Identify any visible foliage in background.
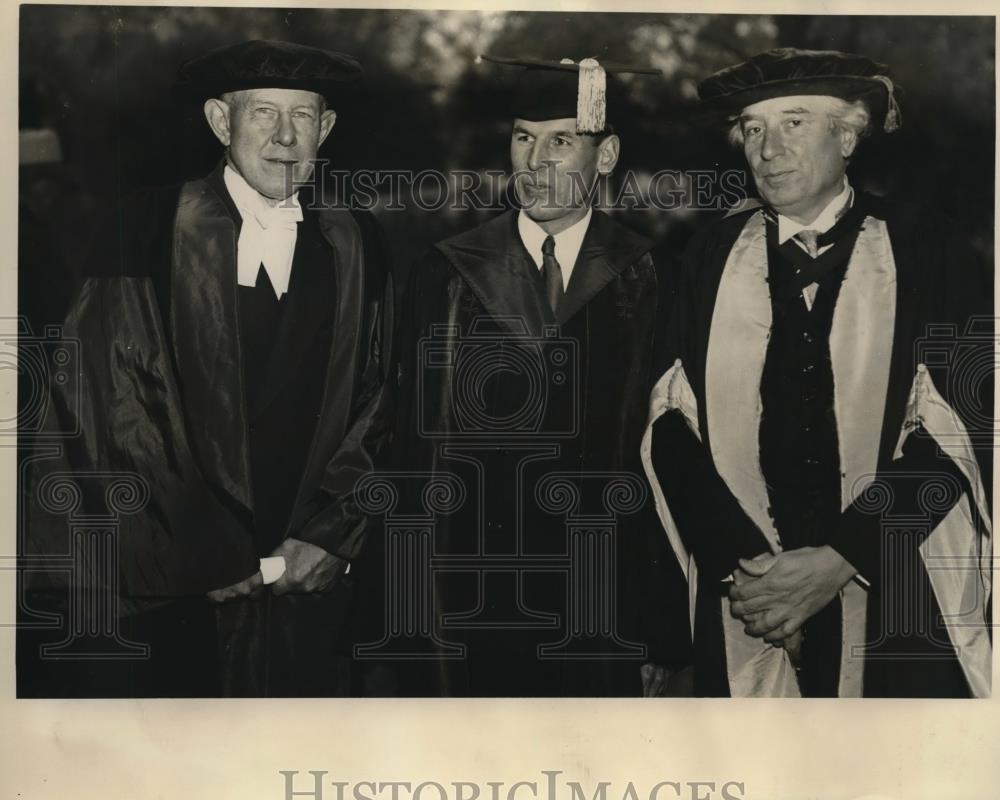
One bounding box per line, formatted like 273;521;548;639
20;7;995;279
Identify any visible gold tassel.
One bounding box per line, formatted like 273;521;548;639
873;75;901;133
576;58;607;134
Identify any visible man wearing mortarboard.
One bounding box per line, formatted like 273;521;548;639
390;57;691;696
642;48;992;697
21;41;394;697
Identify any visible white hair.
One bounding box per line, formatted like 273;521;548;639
727;96;871;148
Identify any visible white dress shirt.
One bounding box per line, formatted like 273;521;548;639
774;178;854;309
224;164;303;299
776;178;853;249
517;208;593;290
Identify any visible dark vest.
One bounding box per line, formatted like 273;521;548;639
757;209;864;697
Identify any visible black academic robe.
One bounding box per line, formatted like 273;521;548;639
19;162;394;697
378;208;690;697
643;193;993;697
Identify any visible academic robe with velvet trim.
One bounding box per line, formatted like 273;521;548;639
20;163;394;697
385;208;691;697
641;193;993;698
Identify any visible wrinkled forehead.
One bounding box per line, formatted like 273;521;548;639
739;94;838;119
229;87;326;110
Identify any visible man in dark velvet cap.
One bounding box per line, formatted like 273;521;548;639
21;40;394;697
388;56;692;697
642;48;992;697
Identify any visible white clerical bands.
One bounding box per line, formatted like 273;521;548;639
223;164;302;299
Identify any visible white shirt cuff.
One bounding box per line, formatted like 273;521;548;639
259;556;286;585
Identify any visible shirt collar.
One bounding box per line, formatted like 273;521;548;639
776;178;853;245
517;207;593;273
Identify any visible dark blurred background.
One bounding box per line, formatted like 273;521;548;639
19;6;995;328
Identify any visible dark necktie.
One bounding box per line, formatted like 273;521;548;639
795;229;821;306
541;235;564;315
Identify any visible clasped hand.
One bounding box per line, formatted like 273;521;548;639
727;546;857;646
207;538;348;603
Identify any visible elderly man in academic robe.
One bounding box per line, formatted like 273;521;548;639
385;57;690;697
642;48;992;698
20;40;393;697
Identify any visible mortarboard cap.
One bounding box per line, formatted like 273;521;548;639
479;55;660;135
698;48;901;133
176;39;362;105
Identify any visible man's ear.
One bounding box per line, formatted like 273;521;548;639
838;125;859;159
318;109;337;147
204;98;232;147
596;134;620;175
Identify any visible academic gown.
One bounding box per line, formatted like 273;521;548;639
382;208;691;696
642;193;993;697
19;162;394;697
